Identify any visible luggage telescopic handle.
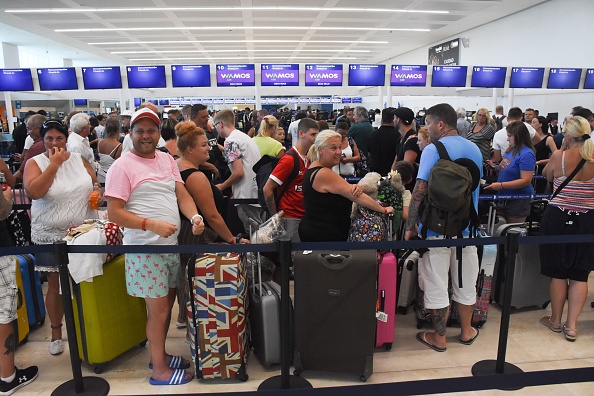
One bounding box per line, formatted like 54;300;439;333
319;253;351;270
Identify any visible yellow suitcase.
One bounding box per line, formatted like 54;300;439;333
14;256;30;344
72;255;147;373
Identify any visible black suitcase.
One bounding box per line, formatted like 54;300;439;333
293;250;376;382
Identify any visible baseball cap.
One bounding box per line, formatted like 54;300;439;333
120;109;133;117
393;107;415;125
130;108;161;128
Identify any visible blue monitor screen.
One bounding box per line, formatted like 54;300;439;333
390;65;427;87
471;66;507;88
348;64;386;86
509;67;545;88
159;99;170;105
0;68;34;91
261;64;299;86
584;69;594;89
148;99;158;105
216;64;255;87
547;68;582;89
171;64;210;87
82;66;122;89
126;66;166;89
74;99;87;106
37;67;78;90
431;66;467;87
305;64;343;87
134;98;141;107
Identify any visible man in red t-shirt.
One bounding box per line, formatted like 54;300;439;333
263;118;319;242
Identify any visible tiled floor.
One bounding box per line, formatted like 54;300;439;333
15;275;594;395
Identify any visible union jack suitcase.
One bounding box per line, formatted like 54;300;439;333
187;253;249;381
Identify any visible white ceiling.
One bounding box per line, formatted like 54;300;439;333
0;0;548;67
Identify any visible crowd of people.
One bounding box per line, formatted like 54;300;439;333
1;99;593;390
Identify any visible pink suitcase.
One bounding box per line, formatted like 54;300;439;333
375;251;397;350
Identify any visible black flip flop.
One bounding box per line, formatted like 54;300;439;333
416;332;446;352
459;328;479;345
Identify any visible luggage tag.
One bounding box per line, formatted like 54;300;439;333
376;290;388;322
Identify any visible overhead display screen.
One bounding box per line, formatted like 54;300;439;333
348;64;386;86
126;66;166;89
0;68;34;91
37;67;78;91
584;69;594;89
431;66;467;87
390;65;427;87
171;64;210;87
547;68;582;89
261;64;299;86
74;99;87;106
471;66;507;88
216;64;255;87
82;66;122;89
305;64;343;87
509;67;545;88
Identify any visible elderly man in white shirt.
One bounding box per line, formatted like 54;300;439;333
67;112;95;163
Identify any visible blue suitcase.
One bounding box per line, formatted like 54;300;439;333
16;255;46;327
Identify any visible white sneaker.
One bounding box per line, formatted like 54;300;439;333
49;339;64;355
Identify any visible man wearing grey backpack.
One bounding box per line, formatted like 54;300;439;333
405;103;483;352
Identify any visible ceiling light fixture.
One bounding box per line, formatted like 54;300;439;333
112;49;370;54
128;56;356;61
57;26;429;33
6;7;448;15
89;39;390;45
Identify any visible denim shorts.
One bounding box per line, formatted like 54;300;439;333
496;198;531;218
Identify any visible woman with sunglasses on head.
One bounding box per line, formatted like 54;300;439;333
23;119;102;356
466;108;497;163
538;116;594;342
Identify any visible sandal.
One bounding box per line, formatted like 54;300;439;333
562;325;577;342
539;316;561;333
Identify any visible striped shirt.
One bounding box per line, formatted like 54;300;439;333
550;178;594;212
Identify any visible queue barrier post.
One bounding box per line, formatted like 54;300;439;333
258;240;312;390
472;229;524;389
51;241;110;396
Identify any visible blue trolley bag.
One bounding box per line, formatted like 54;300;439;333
16;254;46;327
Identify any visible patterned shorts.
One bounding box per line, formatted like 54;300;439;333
0;256;18;324
125;253;180;299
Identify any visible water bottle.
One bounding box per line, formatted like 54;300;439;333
89;191;100;210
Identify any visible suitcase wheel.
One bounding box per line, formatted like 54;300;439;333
93;365;103;374
360;375;368;382
235;364;248;382
293;369;301;377
384;343;392;351
541;301;550;310
139;340;147;348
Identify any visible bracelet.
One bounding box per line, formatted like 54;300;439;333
383;207;387;215
141;218;148;231
190;214;203;225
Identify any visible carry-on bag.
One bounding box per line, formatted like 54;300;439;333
294;250;376;382
376;251;396;350
71;255;148;373
15;254;45;327
13;256;29;344
187;252;249;381
492;201;551;310
396;249;418;314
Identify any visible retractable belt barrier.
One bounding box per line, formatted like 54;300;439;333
2;233;594;395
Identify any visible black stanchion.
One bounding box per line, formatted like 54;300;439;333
51;241;110;396
258;240;312;390
472;229;524;390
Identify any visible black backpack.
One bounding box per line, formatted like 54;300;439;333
493;115;505;131
420;140;481;287
253;150;300;216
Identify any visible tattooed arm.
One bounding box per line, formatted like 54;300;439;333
404;179;428;240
